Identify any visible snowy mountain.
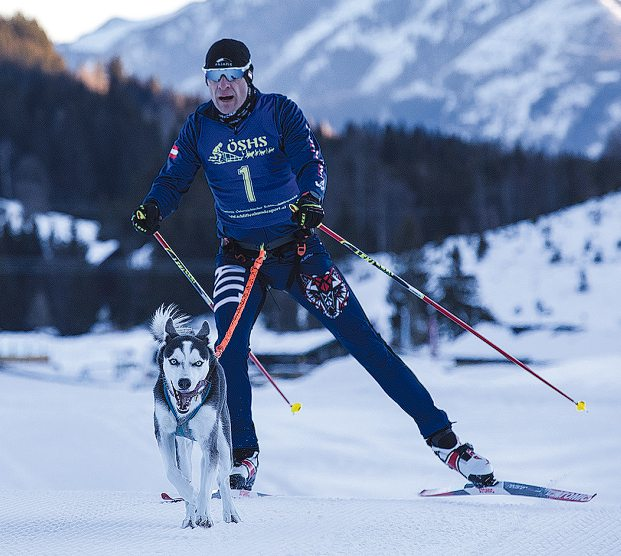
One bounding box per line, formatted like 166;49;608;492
424;191;621;340
58;0;621;156
407;191;621;386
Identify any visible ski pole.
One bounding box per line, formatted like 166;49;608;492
317;224;586;412
152;231;302;414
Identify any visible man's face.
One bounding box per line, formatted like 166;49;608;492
208;75;249;114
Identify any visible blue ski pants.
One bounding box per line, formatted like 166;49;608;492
213;234;450;451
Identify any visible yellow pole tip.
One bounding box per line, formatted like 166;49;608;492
290;402;302;414
576;401;586;411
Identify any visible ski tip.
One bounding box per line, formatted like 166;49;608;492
160;492;183;503
561;492;597;503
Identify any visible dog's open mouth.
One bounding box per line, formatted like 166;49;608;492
171;379;209;414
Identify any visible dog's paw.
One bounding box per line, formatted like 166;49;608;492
181;505;198;528
196;514;213;528
181;516;196;529
224;511;241;524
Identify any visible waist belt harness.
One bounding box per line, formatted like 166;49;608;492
221;229;311;289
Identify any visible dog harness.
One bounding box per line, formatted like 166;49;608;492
163;377;212;441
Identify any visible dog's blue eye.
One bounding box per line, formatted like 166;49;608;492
169;358;179;366
193;361;204;367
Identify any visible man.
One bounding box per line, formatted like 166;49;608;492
132;38;495;491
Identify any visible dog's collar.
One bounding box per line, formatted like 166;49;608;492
163;376;212;440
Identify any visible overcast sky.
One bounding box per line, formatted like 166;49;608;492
0;0;193;43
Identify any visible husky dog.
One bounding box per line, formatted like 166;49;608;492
151;305;240;528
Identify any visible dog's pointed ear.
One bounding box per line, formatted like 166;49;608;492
165;318;179;340
196;321;210;342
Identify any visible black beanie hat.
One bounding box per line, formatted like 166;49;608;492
204;38;251;69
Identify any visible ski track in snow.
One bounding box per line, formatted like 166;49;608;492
0;490;617;555
0;351;619;555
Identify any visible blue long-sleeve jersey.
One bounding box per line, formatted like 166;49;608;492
144;90;327;246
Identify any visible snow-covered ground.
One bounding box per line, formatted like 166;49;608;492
1;192;621;554
0;347;618;554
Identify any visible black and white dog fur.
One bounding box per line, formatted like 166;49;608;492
151;305;240;528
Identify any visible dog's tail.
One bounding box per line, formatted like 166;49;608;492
151;304;192;343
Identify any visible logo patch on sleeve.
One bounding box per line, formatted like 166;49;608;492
168;144;179;159
300;267;349;319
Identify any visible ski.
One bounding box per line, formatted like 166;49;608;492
419;481;596;502
161;490;270;503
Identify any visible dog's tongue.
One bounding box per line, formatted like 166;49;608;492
173;380;207;413
174;389;193;413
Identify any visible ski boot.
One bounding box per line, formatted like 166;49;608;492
230;448;259;491
426;426;496;487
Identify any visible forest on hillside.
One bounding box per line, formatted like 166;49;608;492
1;14;621;334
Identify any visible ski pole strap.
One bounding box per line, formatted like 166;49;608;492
214;245;267;359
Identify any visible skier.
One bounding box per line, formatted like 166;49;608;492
132;38;495;490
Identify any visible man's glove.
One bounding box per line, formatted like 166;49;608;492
291;193;324;228
131;201;161;234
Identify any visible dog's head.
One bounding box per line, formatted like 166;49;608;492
160;317;213;414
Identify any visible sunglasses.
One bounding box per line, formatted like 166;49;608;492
203;61;251;83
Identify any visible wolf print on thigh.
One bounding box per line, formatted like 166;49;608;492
300;266;349;319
